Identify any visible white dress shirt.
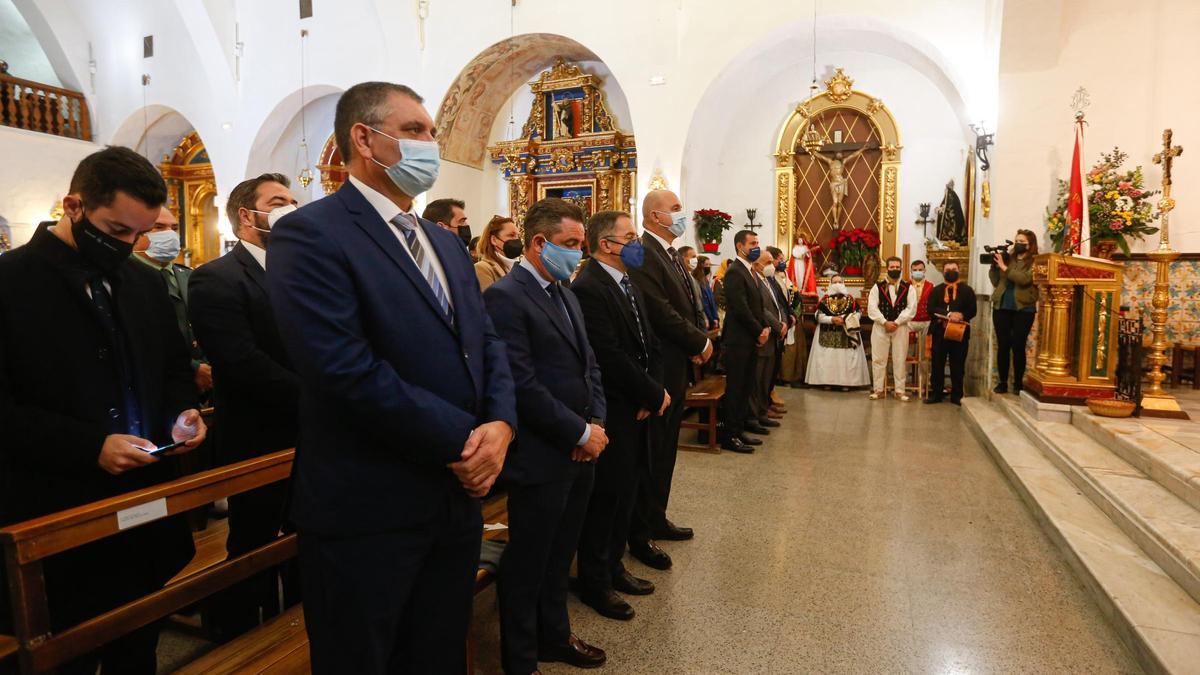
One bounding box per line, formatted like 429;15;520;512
648;229;712;355
596;259;625;286
867;279;917;325
243;241;267;271
349;175;454;309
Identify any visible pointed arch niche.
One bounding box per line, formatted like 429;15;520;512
774;69;902;282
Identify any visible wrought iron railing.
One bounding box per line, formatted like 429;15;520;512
0;72;91;141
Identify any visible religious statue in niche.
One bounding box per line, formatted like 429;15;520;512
553;99;580;139
935;179;967;245
807;141;878;230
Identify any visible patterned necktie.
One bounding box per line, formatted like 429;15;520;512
667;246;700;319
392;214;453;322
620;275;648;359
546;282;576;344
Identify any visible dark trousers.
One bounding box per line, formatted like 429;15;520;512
297;497;482;675
578;423;645;593
628;374;687;544
213;481;299;639
994;309;1036;389
931;331;970;402
749;347;777;420
722;343;756;438
500;468;595;675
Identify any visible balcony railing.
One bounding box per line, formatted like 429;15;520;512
0;72;91;141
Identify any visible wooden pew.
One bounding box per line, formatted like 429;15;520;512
0;450;295;674
679;375;726;453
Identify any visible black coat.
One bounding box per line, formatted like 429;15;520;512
572;260;665;471
0;225;196;629
627;233;708;395
721;259;768;348
484;264;606;487
928;282;978;337
188;242;299;464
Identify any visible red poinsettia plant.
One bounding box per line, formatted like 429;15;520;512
693;208;734;252
828;227;880;272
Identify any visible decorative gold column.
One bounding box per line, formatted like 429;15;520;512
1035;282;1052;373
1045;285;1075;377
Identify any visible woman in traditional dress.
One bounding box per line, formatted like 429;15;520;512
806;275;872;389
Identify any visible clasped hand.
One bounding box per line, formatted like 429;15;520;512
571;423;608;462
98;409;206;475
449;420;513;498
756;327;771;346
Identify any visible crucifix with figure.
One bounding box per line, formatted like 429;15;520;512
805;139;878;230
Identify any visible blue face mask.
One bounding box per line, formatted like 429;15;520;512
657;210;688;237
539;239;582;281
145;229;181;263
607;237;645;269
368;127;440;197
745;246;762;263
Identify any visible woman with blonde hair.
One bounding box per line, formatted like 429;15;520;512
474;214;521;291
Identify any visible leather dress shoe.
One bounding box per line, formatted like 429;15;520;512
757;417;781;428
766;409;784;419
722;436;755;453
737;433;763;446
580;589;634;620
629;540;672;570
744;421;770;435
613;569;655;595
653;520;694;541
924;397;943;405
769;404;788;414
541;634;606;669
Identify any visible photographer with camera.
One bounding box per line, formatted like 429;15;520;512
988;229;1039;394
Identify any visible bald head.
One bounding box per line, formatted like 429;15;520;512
642;189;683;242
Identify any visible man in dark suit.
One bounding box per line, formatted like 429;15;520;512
267;82;517;674
484;198;609;674
625;189;711;569
573;210;669;621
0;146;207;673
188;172;301;638
750;248;785;432
721;230;771;453
925;260;978;406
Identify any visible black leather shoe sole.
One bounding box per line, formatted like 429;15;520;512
629;545;672;570
581;593;635;621
612;573;655;595
738;434;763;446
744;425;770;435
540;650;607;669
722;440;754;453
757;418;781;428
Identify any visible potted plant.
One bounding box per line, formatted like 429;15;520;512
1047;147;1160;258
827;227;880;276
694;209;734;253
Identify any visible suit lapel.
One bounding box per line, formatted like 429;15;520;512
232;242;266;293
514;266;581;357
336;183;455;335
593;264;642;348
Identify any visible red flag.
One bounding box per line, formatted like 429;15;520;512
1065;119;1090;255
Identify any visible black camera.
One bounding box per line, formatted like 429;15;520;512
979;240;1013;265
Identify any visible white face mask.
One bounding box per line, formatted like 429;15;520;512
828;282;848;296
248;204;298;233
145;229;181;263
686;256;698;270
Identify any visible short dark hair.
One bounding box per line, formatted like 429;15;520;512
226;173;291;229
423;198;465;226
585;210;630;251
943;260;960;269
886;256;903;266
69;146;167;210
677;245;695;257
733;229;757;246
523;198;584;248
911;259;925;268
766;246;783;260
334;82;424;160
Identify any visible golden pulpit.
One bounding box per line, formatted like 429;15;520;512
1024;253;1124;403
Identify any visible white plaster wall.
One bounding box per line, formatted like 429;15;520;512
990;0;1200;267
0;126;100;246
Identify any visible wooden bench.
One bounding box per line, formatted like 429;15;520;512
679;375;726;453
1172;342;1200;389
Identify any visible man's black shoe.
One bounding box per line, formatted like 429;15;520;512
737;433;763;446
757;417;781;428
540;634;606;668
924;397;943;405
951;399;962;406
993;384;1008;394
629;540;672;570
722;436;754;453
653;521;694;541
744;422;770;435
580;589;635;621
612;570;655;595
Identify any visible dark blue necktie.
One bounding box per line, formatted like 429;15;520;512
620;275;648;360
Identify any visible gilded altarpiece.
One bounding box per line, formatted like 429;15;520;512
159;131;218;265
488;60;636;228
774;70;901;284
317;135;348;195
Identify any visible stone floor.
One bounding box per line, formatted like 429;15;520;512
469;387;1143;674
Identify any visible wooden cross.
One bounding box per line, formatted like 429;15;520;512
1153;129;1183;191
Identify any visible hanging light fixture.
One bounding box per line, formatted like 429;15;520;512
808;0;819;98
504;1;518;141
296;29;314;189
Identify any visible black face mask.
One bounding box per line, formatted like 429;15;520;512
72;213;133;275
501;238;524;259
457;225;472;245
1013;243;1028;255
887;269;902;280
944;270;960;283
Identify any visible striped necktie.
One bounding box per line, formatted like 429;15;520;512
620;275;648;361
391;214;453;321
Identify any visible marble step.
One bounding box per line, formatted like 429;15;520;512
1073;409;1200;514
962;398;1200;675
999;397;1200;609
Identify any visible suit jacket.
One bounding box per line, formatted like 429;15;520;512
758;274;784;356
627;233;708;394
267;181;518;536
188;241;299;464
484;264;605;487
136;255;205;370
721;259;768;348
0;225;195;574
767;276;792;327
928;283;978;338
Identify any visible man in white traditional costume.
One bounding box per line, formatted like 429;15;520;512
806;275;871;389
